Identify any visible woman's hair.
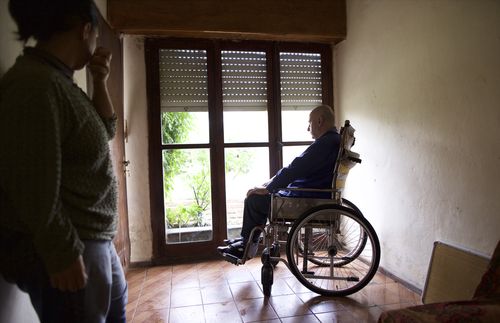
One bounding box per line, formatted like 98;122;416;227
8;0;98;42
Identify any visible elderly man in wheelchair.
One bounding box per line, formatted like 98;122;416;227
218;104;340;259
217;104;381;297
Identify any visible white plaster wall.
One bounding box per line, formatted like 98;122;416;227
0;0;22;75
335;0;500;289
94;0;107;21
0;276;38;323
123;35;153;262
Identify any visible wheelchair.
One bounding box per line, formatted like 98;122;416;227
221;120;381;297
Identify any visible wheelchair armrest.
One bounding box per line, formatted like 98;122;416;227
272;187;339;194
270;190;337;222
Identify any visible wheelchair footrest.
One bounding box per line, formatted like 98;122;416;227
221;253;243;266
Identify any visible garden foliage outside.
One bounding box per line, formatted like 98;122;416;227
162;112;252;229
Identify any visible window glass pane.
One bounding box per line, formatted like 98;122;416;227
159;49;209;144
163;149;212;244
225;147;269;239
281;110;312;142
280;52;322;142
223;111;268;143
222;50;268;143
161;111;209;144
282;145;309;169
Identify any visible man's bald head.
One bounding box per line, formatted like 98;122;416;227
308;105;336;139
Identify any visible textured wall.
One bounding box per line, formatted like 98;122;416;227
335;0;500;289
123;36;153;262
0;0;22;75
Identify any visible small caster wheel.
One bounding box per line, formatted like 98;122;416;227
261;262;273;297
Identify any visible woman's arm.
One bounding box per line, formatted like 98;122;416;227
88;47;115;119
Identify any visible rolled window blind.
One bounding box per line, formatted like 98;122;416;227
158;49;322;112
280;52;322;111
221;50;267;111
159;49;208;112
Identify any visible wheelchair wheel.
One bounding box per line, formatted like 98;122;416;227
304;199;368;267
299;228;367;268
342;198;363;214
286;204;380;297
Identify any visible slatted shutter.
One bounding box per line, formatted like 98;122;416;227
221;50;267;111
159;49;208;112
159;50;322;112
280;52;323;110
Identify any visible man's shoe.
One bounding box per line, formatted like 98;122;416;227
224;236;263;246
223;237;243;245
217;241;245;259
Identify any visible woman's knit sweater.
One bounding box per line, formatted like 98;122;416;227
0;47;118;279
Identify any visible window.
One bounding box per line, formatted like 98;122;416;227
146;39;332;260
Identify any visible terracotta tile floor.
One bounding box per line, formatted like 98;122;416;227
126;258;421;323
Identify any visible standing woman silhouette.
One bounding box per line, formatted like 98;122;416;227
0;0;127;322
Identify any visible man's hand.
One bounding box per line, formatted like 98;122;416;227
88;47;112;83
49;255;88;292
247;187;269;197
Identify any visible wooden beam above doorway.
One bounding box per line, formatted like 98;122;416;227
107;0;346;44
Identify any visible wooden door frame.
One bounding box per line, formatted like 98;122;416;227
145;38;333;264
88;12;131;269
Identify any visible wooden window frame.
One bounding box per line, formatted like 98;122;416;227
145;38;333;263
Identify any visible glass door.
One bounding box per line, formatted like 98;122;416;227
280;51;325;165
158;49;214;245
145;39;332;262
221;49;271;240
